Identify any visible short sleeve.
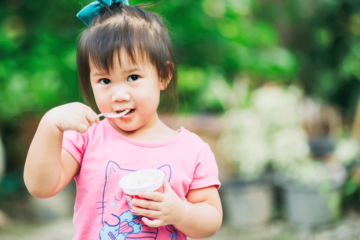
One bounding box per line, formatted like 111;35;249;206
62;130;88;166
190;143;221;190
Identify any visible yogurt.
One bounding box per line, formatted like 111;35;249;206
119;169;165;212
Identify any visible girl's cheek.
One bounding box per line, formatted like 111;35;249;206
94;92;110;112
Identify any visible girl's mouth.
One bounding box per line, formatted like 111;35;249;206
115;109;135;116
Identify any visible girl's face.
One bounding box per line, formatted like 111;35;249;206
89;52;168;133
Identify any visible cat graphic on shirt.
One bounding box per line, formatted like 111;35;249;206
98;160;176;240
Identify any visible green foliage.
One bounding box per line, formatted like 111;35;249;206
255;0;360;120
1;0;359;119
343;177;359;196
150;0;298;113
0;0;300;120
0;0;82;122
177;67;227;113
0;168;26;197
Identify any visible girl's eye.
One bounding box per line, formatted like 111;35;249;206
127;75;139;82
100;78;111;85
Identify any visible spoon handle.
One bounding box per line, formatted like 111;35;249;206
98;110;130;118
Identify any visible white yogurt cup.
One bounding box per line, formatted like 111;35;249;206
119;169;165;212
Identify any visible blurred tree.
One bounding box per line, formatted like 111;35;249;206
0;0;82;123
0;0;299;123
254;0;360;122
2;0;359;118
1;0;359;195
0;0;83;196
148;0;298;113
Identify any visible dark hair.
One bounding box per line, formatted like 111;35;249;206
77;2;178;114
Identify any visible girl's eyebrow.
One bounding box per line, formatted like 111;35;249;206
91;67;142;77
121;67;142;73
91;71;108;77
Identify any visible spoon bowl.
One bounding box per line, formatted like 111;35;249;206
98;109;130;118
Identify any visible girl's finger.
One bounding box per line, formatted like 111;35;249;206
142;217;162;228
137;192;164;202
80;118;90;129
91;109;100;124
88;114;99;126
163;179;172;192
132;199;161;211
77;123;88;133
132;207;160;219
85;109;99;125
94;113;100;124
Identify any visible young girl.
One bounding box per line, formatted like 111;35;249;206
24;1;222;239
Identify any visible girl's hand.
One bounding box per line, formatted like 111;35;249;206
45;102;100;133
131;178;187;228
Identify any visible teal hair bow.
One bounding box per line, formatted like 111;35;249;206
77;0;130;26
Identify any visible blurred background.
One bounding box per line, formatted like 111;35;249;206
1;0;360;239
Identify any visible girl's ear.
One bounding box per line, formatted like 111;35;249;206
160;61;174;91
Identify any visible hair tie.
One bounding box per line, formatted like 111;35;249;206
77;0;130;26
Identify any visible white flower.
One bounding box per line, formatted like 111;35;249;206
218;84;310;179
334;138;360;165
271;127;310;169
282;160;348;187
236;136;271;176
252;86;303;128
217;83;351;184
284;160;329;185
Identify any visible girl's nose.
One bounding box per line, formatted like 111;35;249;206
112;87;130;102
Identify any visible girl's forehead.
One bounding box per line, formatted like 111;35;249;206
116;51;149;68
89;50;151;73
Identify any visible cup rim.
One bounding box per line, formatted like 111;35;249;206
119;169;165;195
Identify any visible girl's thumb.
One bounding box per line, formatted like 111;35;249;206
163;178;172;191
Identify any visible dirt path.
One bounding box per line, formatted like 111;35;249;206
1;214;360;240
0;218;75;240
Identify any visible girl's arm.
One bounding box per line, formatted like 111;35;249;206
24;103;99;198
175;186;222;238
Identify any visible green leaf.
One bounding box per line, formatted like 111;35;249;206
343;178;359;196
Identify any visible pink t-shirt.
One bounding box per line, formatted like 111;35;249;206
62;119;221;240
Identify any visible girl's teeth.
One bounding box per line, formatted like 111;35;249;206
113;109;134;116
116;110;127;113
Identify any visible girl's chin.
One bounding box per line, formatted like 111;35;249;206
109;120;140;133
118;126;138;133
